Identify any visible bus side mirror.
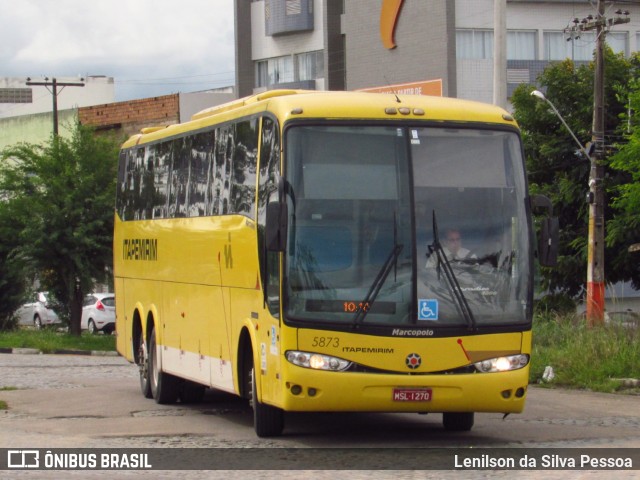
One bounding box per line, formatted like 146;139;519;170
539;216;559;267
531;195;559;267
266;201;288;252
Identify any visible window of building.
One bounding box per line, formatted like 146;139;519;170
297;50;324;81
507;31;536;60
456;29;494;59
255;51;324;88
544;31;595;61
256;57;293;88
264;56;294;86
608;32;628;56
286;0;301;15
0;88;32;103
256;61;269;88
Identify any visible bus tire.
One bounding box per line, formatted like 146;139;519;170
149;326;179;404
250;366;284;437
138;331;152;398
443;412;474;431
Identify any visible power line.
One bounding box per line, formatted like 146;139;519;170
117;71;235;85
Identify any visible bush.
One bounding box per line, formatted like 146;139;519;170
535;293;576;317
0;314;18;332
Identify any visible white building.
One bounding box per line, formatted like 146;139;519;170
0;76;115;119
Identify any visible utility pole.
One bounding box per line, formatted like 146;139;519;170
493;0;507;109
565;3;630;326
587;0;607;327
25;77;85;136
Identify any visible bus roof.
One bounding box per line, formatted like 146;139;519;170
121;90;518;149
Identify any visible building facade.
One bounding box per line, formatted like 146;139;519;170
0;76;115;119
235;0;344;97
235;0;640;103
79;89;236;139
455;0;639;104
0;89;236;151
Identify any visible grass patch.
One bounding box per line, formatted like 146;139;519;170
0;329;115;353
0;387;17;411
531;314;640;393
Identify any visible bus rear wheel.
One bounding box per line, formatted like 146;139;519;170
138;332;152;398
250;365;284;437
443;412;474;431
149;326;179;404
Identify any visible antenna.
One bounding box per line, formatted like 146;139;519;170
383;75;401;103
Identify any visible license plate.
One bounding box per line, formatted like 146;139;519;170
392;388;432;402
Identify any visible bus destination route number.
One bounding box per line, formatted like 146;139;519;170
343;301;370;313
393;387;433;402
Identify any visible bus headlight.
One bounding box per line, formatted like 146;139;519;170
474;354;529;373
286;351;351;371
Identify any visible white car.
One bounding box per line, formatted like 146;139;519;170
81;293;116;334
16;292;61;329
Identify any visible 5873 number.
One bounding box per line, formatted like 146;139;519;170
311;337;340;348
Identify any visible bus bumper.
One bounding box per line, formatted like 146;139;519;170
277;365;530;413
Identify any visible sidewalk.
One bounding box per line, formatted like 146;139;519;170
0;347;119;356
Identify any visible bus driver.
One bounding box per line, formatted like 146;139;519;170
426;228;477;267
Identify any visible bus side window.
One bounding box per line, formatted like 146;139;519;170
258;116;281;317
189;131;214;217
231;119;259;218
213;124;234;216
131;148;145;220
153;141;172;219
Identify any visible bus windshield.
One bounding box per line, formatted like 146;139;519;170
283;124;531;328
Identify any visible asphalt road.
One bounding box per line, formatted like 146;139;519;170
1;352;639;479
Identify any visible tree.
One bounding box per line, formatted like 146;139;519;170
511;49;640;298
0;120;120;334
0;200;29;330
608;77;640;271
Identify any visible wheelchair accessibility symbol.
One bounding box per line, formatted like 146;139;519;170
418;299;438;321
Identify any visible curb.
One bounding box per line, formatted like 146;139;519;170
0;348;119;357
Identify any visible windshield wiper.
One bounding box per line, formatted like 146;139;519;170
428;210;476;331
353;211;402;325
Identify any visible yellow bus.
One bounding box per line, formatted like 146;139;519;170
114;90;557;437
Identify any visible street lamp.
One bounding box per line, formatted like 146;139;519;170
531;89;605;326
530;90;592;162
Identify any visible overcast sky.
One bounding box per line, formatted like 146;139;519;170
0;0;235;101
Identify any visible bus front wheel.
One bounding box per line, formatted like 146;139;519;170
443;412;474;431
250;366;284;437
149;326;179;404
